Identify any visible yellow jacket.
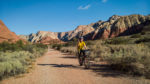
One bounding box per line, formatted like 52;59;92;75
77;41;86;51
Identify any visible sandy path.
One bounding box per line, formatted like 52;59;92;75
1;49;150;84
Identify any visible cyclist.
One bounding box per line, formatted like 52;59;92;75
77;37;87;65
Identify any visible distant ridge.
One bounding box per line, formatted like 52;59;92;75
0;20;20;43
19;14;150;44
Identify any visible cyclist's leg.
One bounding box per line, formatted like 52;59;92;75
80;50;84;56
83;50;85;57
78;50;83;66
78;50;81;58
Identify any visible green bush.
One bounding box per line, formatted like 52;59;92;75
141;31;146;35
135;37;150;43
63;41;77;47
60;46;77;54
84;39;150;78
130;34;141;38
105;37;129;44
0;41;47;80
85;40;94;45
51;44;63;50
142;24;150;32
0;40;47;52
0;51;29;80
34;43;48;49
103;44;150;78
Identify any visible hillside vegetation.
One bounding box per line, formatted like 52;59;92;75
51;23;150;79
0;40;47;80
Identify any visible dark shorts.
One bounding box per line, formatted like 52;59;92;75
78;50;85;57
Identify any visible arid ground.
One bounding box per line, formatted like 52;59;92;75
1;49;150;84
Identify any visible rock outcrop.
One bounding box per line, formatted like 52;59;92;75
19;14;150;43
88;15;150;40
28;31;59;43
27;31;63;44
58;25;95;41
0;20;20;43
23;25;95;44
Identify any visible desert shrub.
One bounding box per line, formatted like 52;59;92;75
135;37;150;43
0;40;47;52
0;42;47;80
76;39;150;78
16;40;24;48
105;37;129;44
136;37;150;43
142;24;150;32
34;43;48;49
130;34;141;38
0;48;46;80
141;31;146;35
72;38;78;42
51;44;63;50
63;41;77;47
85;40;94;45
0;51;31;80
51;41;77;50
56;44;62;50
104;44;150;78
60;46;77;54
87;40;111;61
22;44;35;53
0;41;12;52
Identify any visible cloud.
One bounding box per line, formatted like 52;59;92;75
102;0;107;3
78;4;91;10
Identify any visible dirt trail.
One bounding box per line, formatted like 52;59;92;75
1;49;150;84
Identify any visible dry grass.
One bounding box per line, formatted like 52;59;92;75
105;44;150;77
87;39;150;78
51;35;150;79
56;39;150;79
0;48;46;80
60;46;77;55
0;42;47;80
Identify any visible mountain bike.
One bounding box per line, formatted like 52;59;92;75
78;49;91;69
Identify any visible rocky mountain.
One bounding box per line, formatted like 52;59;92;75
21;25;95;44
85;15;150;40
58;25;95;41
19;14;150;44
0;20;20;43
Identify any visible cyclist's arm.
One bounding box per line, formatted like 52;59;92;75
84;45;87;49
83;42;87;49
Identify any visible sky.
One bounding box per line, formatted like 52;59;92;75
0;0;150;35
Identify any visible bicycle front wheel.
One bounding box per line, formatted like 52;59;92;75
84;57;91;69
